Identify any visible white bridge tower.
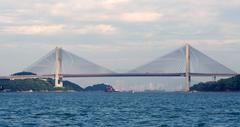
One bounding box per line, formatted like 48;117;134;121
185;44;191;92
54;47;63;87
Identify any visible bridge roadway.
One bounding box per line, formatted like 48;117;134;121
0;73;238;80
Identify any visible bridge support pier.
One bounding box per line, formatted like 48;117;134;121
185;44;191;92
185;75;191;92
213;76;217;81
54;47;63;87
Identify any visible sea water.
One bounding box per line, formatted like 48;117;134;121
0;92;240;127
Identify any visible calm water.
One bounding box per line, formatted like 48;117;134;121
0;92;240;127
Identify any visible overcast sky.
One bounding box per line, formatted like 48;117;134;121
0;0;240;90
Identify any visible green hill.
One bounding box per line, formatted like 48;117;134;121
11;71;37;76
0;78;83;92
0;79;61;92
84;83;116;92
190;75;240;92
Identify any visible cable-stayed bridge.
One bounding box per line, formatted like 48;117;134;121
0;44;237;91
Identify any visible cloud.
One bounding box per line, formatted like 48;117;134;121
74;24;117;35
50;0;130;17
173;10;217;25
2;24;65;35
1;23;117;35
103;0;130;4
0;15;17;24
101;0;130;9
119;12;162;22
49;1;100;17
50;3;70;17
219;23;240;37
176;39;239;46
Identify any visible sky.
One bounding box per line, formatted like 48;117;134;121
0;0;240;91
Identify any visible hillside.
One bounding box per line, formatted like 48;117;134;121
84;83;116;92
0;79;64;92
0;78;84;92
190;75;240;92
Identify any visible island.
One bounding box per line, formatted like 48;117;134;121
190;75;240;92
0;72;116;92
84;84;116;92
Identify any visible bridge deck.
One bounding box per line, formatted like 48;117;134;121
60;73;238;78
0;73;238;80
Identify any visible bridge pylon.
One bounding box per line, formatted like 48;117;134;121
54;47;63;87
185;44;191;92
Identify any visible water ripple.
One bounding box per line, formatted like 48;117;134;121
0;92;240;126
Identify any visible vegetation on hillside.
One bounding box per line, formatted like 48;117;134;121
0;79;84;92
84;83;116;92
190;75;240;92
0;79;65;92
11;71;37;76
